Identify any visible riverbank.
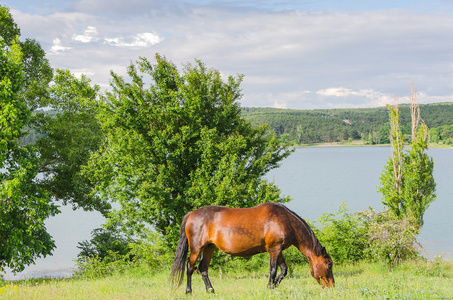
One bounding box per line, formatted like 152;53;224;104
1;261;452;299
296;141;452;148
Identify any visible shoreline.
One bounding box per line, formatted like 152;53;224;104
293;141;453;149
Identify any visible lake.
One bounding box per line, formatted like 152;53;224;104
4;146;452;280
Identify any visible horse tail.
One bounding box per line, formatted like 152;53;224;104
170;212;191;289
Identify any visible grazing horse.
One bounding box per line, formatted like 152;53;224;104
170;203;335;294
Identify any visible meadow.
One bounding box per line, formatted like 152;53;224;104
2;260;452;299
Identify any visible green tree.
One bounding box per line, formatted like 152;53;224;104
1;8;106;274
1;6;53;110
33;69;109;214
378;95;436;229
84;55;293;246
0;38;59;273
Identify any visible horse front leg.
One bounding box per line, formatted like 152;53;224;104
274;253;287;287
267;250;279;289
199;244;216;293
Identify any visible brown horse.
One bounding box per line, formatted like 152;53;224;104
170;203;334;294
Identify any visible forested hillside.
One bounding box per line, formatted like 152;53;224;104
241;102;453;145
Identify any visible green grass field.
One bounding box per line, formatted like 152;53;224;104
2;260;452;299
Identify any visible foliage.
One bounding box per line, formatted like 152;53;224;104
128;231;172;268
378;103;436;229
76;229;170;279
241;103;453;145
312;203;369;264
74;251;135;280
310;202;422;266
1;6;53;111
33;69;109;214
77;227;132;262
430;124;453;145
1;8;106;274
84;54;293;247
361;209;421;265
0;38;58;273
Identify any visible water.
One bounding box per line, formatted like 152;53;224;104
266;146;453;260
4;147;452;280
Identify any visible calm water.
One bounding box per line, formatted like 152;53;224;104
4;147;452;280
266;147;453;261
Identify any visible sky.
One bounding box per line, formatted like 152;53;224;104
3;0;453;109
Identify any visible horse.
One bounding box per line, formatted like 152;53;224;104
169;202;335;293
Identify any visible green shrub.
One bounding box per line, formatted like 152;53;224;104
362;208;422;265
128;230;171;268
313;202;369;264
75;229;172;279
75;251;134;279
77;227;132;262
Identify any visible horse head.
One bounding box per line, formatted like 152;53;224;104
310;247;335;288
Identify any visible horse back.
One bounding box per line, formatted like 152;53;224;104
185;203;295;256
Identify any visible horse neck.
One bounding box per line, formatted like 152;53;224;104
288;212;321;260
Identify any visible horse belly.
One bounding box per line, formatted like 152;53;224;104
212;228;266;257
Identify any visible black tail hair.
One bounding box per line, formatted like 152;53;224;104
169;212;191;289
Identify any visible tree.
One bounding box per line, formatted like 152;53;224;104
0;38;59;273
33;69;110;214
84;55;293;247
1;7;106;273
1;6;53;110
378;89;436;229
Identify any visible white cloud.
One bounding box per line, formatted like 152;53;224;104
73;26;99;43
49;38;71;53
8;1;453;109
104;32;164;47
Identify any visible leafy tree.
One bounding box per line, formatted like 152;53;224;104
1;5;53;110
84;55;293;247
1;8;106;274
378;95;436;229
0;38;59;273
33;69;110;214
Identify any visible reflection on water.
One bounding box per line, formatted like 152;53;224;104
4;147;452;280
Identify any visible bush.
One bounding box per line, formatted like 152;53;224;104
75;229;171;279
362;208;422;265
74;250;134;279
77;227;132;262
312;203;422;266
313;202;369;264
128;230;171;268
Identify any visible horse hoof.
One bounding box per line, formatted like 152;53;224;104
267;283;275;289
207;288;215;294
185;289;192;294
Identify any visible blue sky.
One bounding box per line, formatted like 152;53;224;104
3;0;453;109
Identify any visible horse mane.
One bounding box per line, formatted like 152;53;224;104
279;204;325;257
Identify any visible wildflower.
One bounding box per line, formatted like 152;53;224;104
0;287;4;294
14;285;18;291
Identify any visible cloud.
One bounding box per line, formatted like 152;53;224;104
49;38;71;53
8;1;453;109
73;26;99;43
104;32;164;47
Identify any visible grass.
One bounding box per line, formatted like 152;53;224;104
1;260;452;299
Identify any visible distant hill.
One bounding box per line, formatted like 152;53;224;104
241;102;453;145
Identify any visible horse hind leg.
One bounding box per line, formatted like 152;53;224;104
199;244;216;293
186;251;200;294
